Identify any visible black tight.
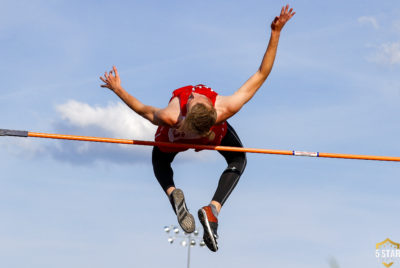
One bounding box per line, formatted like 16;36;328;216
152;122;246;206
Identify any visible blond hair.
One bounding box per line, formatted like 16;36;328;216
179;103;217;136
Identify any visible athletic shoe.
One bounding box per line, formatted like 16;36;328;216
170;189;195;233
198;205;219;252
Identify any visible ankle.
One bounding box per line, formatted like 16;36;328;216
209;203;219;217
166;187;176;197
210;201;221;214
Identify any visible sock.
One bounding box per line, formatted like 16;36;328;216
209;203;219;217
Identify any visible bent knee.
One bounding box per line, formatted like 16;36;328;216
226;153;247;175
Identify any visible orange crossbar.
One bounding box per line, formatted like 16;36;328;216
26;131;400;162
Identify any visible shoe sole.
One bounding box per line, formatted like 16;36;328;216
172;189;195;233
198;209;218;252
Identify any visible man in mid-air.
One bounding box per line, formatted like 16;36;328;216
100;5;295;252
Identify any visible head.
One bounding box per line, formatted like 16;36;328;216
178;94;217;136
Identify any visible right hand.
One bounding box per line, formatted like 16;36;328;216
271;5;295;33
100;66;121;92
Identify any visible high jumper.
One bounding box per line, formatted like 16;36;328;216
99;4;295;252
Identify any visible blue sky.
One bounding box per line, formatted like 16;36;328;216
1;0;400;267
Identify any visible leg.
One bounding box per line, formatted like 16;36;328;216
152;146;178;196
198;122;247;252
152;146;195;233
212;122;247;212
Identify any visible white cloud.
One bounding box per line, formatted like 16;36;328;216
1;101;157;164
47;100;156;164
369;42;400;65
358;16;379;29
56;100;156;140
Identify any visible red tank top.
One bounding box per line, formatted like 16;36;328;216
155;84;228;152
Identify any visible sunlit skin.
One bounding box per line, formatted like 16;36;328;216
100;5;295;213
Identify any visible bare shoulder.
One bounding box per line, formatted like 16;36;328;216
157;97;181;126
215;95;233;123
215;95;230;109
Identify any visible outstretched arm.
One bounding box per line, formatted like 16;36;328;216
100;66;167;125
215;5;295;123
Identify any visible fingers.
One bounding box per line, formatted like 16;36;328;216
113;65;119;77
100;71;112;86
288;6;295;17
102;68;115;80
100;66;119;88
100;76;110;89
280;4;288;17
289;8;295;19
281;4;295;15
279;4;295;20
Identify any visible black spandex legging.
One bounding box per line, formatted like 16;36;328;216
152;122;247;206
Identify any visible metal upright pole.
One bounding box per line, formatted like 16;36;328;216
187;234;191;268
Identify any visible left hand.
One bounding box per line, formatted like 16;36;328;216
100;66;122;92
271;5;295;33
